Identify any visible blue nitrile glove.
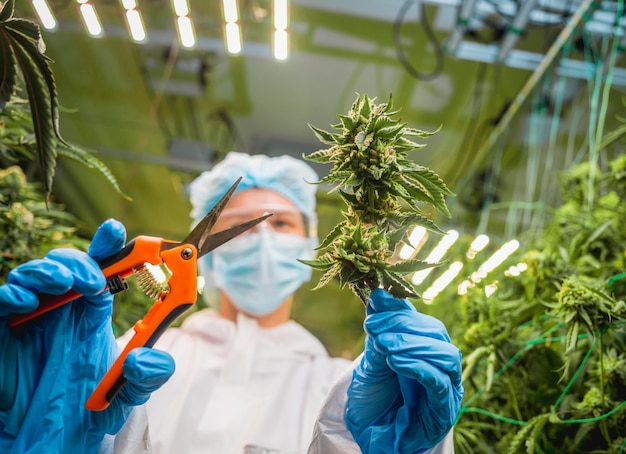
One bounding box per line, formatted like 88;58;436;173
345;288;463;454
0;219;175;454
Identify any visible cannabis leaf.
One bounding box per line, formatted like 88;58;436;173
0;0;127;200
302;93;454;303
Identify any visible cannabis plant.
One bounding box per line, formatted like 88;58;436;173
302;94;454;302
0;165;87;279
0;0;123;198
450;155;626;454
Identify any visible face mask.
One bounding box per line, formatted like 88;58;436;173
209;229;316;316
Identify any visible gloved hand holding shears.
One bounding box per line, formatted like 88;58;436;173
0;178;269;453
346;289;463;454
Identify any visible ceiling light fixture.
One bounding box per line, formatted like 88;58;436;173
76;0;103;37
222;0;242;54
172;0;195;48
467;233;489;259
422;261;464;303
31;0;57;30
472;239;520;283
412;229;459;285
273;0;288;60
121;0;147;42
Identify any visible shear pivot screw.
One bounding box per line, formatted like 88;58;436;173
181;248;193;260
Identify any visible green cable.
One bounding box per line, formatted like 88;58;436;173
553;335;599;409
459;322;626;427
560;400;626;424
459;407;527;426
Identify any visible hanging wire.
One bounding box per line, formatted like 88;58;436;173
392;0;444;82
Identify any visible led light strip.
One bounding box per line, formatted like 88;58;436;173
273;0;288;60
76;0;103;37
222;0;242;54
172;0;196;48
121;0;147;42
412;230;459;285
31;0;57;30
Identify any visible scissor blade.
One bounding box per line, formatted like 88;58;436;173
183;177;243;251
197;214;272;258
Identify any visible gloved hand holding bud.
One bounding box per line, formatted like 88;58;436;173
346;289;463;453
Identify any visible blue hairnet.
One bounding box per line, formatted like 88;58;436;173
189;152;319;236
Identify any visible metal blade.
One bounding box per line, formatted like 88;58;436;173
196;213;272;258
183;177;242;251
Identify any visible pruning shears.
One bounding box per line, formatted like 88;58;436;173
7;177;270;411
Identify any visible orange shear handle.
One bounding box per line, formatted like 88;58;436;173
7;236;165;328
86;243;199;411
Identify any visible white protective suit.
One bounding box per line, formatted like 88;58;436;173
101;309;454;453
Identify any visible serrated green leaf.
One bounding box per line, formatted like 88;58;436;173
397;176;438;208
4;19;59;134
378;270;418;298
0;0;14;22
298;257;334;271
312;262;342;290
387;259;438;274
398;212;446;234
376;122;405;139
394;136;427;152
386;226;410;250
404;125;441;138
339;264;360;286
57;144;131;200
317;221;346;249
0;33;16;112
8;36;56;196
308;123;338;146
405;172;452;217
506;418;535;454
348;282;371;304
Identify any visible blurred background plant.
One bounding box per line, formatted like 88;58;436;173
430;153;626;453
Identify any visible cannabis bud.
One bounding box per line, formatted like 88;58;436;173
302;93;454;303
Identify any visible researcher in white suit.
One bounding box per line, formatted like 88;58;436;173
0;152;463;454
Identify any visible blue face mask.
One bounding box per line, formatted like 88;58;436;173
209;229;317;316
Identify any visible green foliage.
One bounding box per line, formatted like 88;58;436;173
0;165;86;280
303;93;454;302
449;156;626;454
0;0;125;199
0;164;154;335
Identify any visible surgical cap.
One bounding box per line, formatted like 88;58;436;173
189;152;319;236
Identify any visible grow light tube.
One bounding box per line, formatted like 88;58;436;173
121;0;147;43
32;0;57;30
273;0;288;60
422;261;464;303
223;0;242;54
466;233;489;259
77;1;103;37
172;0;196;48
472;239;520;282
412;229;459;285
